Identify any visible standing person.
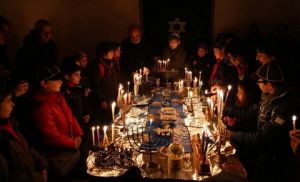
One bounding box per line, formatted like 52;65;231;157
0;75;48;182
16;19;58;93
31;64;83;180
120;24;153;78
89;41;118;123
224;40;259;80
190;43;214;89
162;33;187;79
208;42;238;90
226;63;300;182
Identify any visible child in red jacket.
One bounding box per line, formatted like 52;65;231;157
32;64;83;179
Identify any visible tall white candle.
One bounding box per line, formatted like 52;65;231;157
225;85;232;104
128;92;132;103
103;126;109;145
199;71;202;83
111;102;116;122
123;93;128;106
127;82;130;93
91;126;95;147
292;115;297;131
193;77;198;88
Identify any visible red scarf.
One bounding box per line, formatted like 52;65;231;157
209;62;221;83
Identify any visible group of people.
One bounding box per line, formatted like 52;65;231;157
1;15;300;182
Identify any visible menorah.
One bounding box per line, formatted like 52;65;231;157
125;121;173;177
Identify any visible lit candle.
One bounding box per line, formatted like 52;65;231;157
292;115;297;131
96;126;100;147
199;71;202;82
158;60;162;70
123;93;128;106
205;89;208;94
219;90;224;115
91;126;95;147
189;91;193;98
167;58;170;70
127;82;130;93
193;77;198;88
103;126;109;145
111;124;115;142
128;92;132;103
111;102;116;122
150;118;153;127
139;69;142;75
225;85;232;104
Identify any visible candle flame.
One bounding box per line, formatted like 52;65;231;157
111;102;116;108
292;115;297;121
96;126;99;130
92;126;95;131
228;85;232;90
103;125;108;132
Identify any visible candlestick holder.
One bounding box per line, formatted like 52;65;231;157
125;121;172;177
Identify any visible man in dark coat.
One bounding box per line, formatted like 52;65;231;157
16;19;58;93
120;25;153;78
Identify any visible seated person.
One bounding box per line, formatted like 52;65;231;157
0;76;48;182
223;79;261;132
32;64;83;179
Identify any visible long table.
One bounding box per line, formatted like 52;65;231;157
87;88;247;181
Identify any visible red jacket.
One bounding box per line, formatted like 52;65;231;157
32;90;83;150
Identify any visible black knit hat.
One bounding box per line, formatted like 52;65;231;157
36;64;63;81
252;62;284;82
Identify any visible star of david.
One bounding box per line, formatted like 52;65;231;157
168;18;186;33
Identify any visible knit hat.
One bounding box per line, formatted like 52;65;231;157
252;62;284;82
168;33;181;41
36;64;63;81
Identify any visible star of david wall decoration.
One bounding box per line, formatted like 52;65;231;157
168;18;186;33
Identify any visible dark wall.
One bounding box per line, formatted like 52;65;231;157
0;0;140;66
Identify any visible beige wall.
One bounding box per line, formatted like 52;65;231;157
1;0;300;66
0;0;140;65
213;0;300;39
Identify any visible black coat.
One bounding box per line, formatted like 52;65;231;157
62;83;91;124
209;60;238;87
230;88;300;181
162;46;187;77
0;120;48;182
89;59;118;123
223;103;259;132
120;38;153;77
